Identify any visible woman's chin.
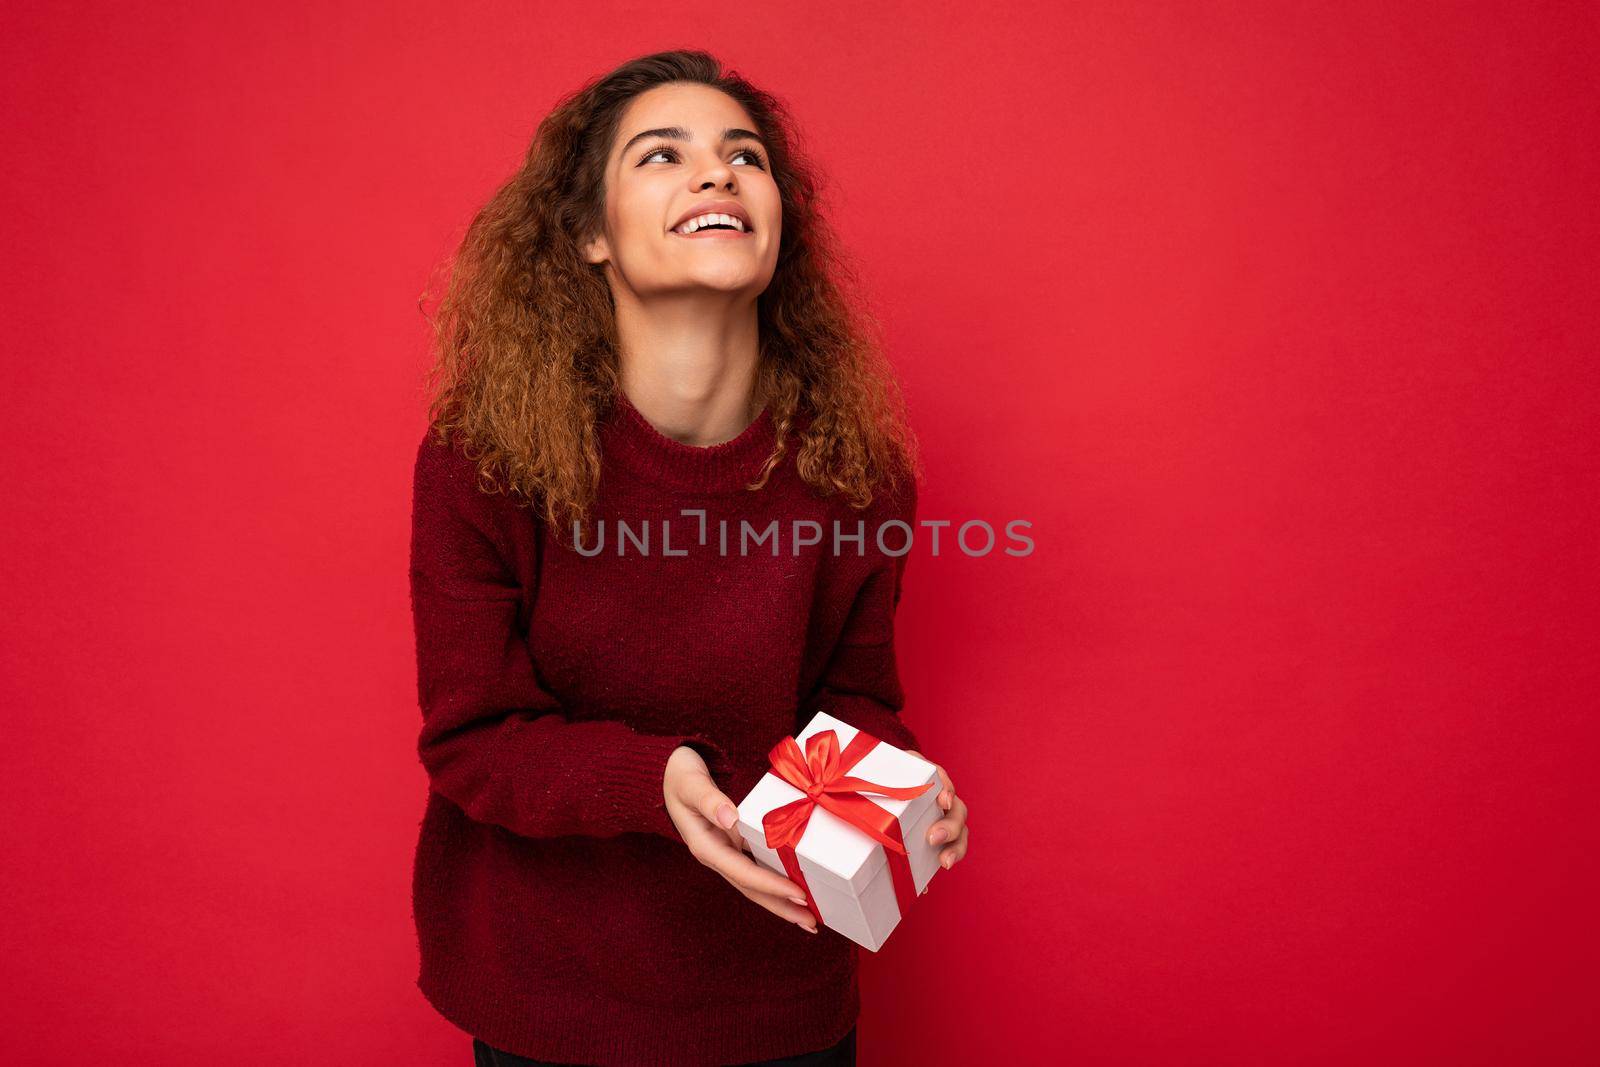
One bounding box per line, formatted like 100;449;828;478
672;270;772;296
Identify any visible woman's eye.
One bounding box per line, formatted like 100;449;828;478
640;146;766;169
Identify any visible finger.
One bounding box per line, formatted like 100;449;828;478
714;809;744;853
739;884;820;929
706;795;751;854
677;797;749;858
687;813;795;897
925;794;968;847
905;751;956;811
702;836;808;902
679;813;734;861
939;824;970;870
725;867;819;930
675;781;810;920
694;783;740;834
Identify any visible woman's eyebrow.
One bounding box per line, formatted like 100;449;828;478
619;126;766;157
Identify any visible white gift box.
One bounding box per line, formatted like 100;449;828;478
735;711;944;951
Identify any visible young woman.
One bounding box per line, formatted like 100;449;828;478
409;50;971;1066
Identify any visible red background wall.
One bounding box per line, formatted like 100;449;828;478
3;3;1595;1064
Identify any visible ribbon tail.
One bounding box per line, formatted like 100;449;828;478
776;843;823;926
879;809;919;915
825;775;936;802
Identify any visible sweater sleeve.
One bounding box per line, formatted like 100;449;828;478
805;478;924;756
409;431;736;843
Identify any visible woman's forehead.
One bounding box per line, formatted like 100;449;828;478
617;85;755;142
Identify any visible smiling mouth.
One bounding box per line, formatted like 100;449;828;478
670;227;754;239
670;214;753;237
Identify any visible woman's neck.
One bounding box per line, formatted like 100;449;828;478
612;292;764;447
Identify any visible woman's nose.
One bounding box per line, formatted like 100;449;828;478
692;159;736;189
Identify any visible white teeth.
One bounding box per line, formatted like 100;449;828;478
675;212;747;234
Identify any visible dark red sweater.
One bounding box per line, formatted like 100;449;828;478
407;391;922;1066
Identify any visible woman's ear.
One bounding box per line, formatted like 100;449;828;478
582;228;609;266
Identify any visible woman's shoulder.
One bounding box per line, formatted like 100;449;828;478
413;426;479;503
805;466;918;573
789;401;919;520
851;455;920;530
411;425;526;528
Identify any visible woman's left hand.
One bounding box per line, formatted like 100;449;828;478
904;750;968;871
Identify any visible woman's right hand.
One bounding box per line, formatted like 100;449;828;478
664;745;819;935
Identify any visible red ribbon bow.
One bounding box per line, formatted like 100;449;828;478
762;727;936;928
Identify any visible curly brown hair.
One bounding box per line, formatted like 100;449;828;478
417;49;920;538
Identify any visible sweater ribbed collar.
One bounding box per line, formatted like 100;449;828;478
601;389;778;494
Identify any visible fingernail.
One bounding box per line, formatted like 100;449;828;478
940;791;951;809
717;804;736;828
801;923;817;934
941;854;953;869
789;896;808;907
930;827;948;845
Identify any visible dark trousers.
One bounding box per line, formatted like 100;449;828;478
472;1025;856;1067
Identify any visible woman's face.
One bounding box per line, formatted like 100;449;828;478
584;82;782;302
